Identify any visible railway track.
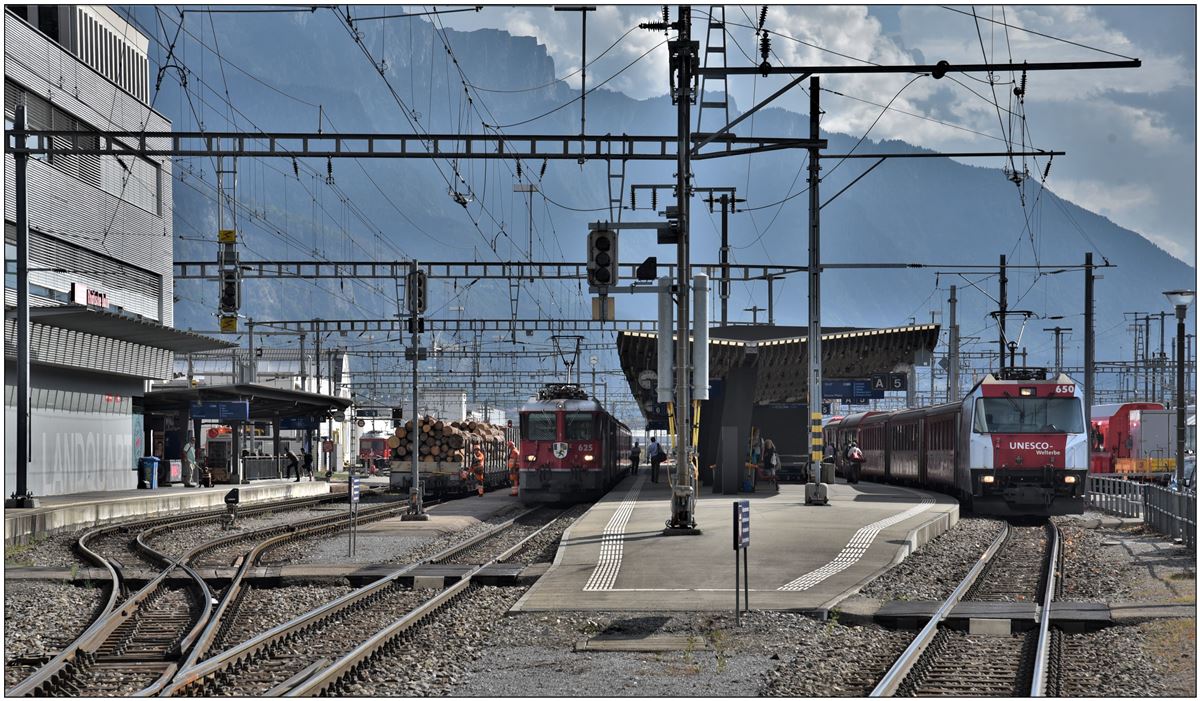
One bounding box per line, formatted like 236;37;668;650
165;505;572;697
5;493;362;697
871;521;1062;698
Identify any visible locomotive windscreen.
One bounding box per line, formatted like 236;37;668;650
564;413;593;440
973;397;1084;434
525;413;556;440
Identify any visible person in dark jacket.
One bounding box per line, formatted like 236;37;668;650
761;439;780;493
629;442;641;477
285;451;301;482
648;437;665;483
302;451;315;480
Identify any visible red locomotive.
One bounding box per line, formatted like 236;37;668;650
826;369;1088;516
518;383;631;504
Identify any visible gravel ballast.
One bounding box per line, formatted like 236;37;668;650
859;516;1004;601
4;581;106;687
212;583;356;656
4;531;89;569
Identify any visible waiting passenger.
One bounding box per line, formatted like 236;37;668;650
629;442;641;477
846;440;864;484
302;451;315;480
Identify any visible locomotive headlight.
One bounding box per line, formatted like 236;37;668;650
1064;475;1077;484
583;455;595;462
526;455;536;462
982;475;996;484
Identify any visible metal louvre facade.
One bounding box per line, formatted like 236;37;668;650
4;12;173;324
4;318;173;380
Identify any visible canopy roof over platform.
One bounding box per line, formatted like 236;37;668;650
142;383;353;421
617;324;940;418
28;304;234;354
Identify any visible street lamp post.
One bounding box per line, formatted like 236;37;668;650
1164;289;1194;541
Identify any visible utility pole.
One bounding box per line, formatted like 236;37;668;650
767;276;780;325
554;6;596;147
998;254;1007;373
666;6;697;530
948;286;960;403
1155;311;1168;403
8;104;33;507
744;306;765;324
405;260;428;521
1044;326;1073;374
805;76;827;506
1084;252;1095;430
1144;313;1152;400
247;320;256;383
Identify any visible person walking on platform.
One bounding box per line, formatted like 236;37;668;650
472;440;487;497
629;442;641;477
761;439;780;494
648;437;665;483
302;451;315;481
845;440;864;484
285;450;301;482
507;440;520;496
183;438;198;488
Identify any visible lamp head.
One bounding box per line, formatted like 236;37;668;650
1164;289;1195;308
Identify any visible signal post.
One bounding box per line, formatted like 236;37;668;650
403;261;429;521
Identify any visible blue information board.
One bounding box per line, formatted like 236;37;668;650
190;401;249;421
280;416;321;430
822;379;882;400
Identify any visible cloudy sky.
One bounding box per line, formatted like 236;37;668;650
440;4;1197;264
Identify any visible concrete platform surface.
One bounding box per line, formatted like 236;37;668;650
513;474;957;614
5;479;330;545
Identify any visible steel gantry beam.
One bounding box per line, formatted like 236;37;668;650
173;259;805;281
3;129;823;161
198;318;657;334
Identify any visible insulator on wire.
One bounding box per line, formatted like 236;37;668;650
292;157;299;178
1043;156;1053;181
326;157;334;185
662;5;669;26
761;33;771;64
758;5;768;32
516;160;522;179
539;159;548;179
651;188;658;210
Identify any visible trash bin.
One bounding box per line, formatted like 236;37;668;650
138;456;160;489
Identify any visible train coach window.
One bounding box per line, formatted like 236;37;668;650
525;413;557;441
565;413;594;440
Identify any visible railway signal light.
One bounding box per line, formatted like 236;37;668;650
407;269;428;315
219;270;240;314
587;228;618;288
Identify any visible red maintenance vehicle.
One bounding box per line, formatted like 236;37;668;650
825;368;1088;516
1089;402;1175;478
518;383;631;505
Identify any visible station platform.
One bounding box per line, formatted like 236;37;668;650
4;479;330;545
513;474;958;615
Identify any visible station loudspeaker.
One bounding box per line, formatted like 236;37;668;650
635;256;658;281
587;229;619;287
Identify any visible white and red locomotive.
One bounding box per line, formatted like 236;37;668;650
827;369;1088;515
518;384;631;505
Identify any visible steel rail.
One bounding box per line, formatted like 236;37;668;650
162;505;542;696
869;522;1010;697
1029;523;1061;697
287;507;567;697
176;495;431;671
5;494;340;697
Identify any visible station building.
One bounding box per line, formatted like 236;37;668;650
4;6;230;496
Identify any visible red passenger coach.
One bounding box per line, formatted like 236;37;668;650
518;383;631;505
826;369;1087;516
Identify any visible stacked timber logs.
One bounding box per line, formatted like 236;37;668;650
389;415;507;464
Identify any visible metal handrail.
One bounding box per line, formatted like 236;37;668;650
869;522;1010;697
